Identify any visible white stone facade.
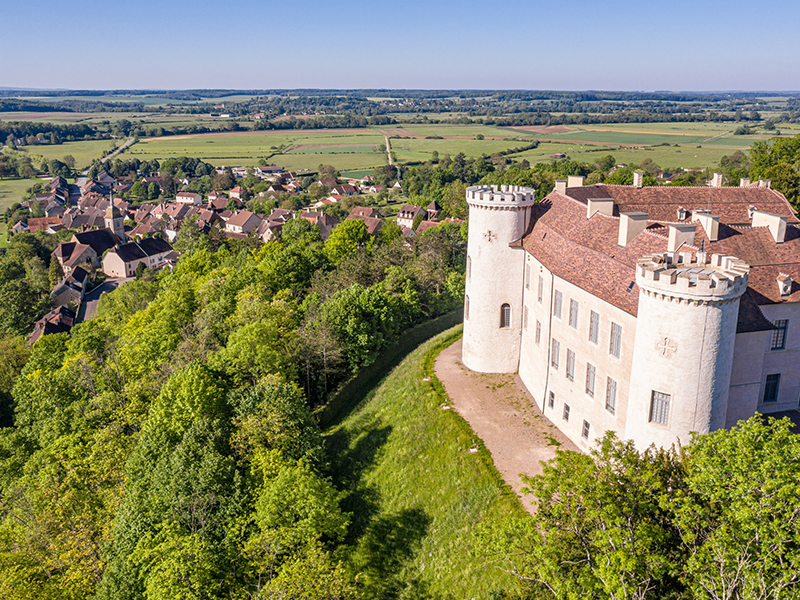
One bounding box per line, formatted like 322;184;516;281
462;183;799;451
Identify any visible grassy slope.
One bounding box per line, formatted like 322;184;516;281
325;326;524;599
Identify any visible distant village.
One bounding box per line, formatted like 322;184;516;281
15;164;462;346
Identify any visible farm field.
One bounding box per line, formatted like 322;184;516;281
391;136;536;162
126;129;388;169
15;139;120;169
0;177;41;211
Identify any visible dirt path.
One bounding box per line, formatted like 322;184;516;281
434;338;578;514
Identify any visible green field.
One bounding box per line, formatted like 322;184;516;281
13;139;120;169
0;177;41;211
325;326;523;598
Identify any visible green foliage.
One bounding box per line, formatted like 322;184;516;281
479;416;800;600
324;218;371;265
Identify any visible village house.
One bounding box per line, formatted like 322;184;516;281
225;210;262;235
396;204;427;229
346;206;383;235
230;186;246;200
299;210;339;240
50;266;89;309
53;229;120;275
28;306;76;346
175;191;203;205
102;237;174;278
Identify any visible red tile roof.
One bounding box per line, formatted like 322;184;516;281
521;186;800;333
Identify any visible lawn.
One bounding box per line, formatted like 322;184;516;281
325;326;524;598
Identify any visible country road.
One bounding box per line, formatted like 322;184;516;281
80;137;134;176
384;135;392;165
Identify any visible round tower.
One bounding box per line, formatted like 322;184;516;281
624;251;749;449
462;184;537;373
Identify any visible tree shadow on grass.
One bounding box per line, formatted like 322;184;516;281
325;419;393;542
355;507;437;600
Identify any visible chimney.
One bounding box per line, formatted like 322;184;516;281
632;172;644;188
740;178;751;188
587;198;614;219
567;175;585;188
759;179;772;189
710;173;724;188
554;180;567;195
693;209;720;242
618;212;648;246
667;223;696;252
751;209;787;243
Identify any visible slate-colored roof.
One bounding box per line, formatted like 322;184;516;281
73;229;118;255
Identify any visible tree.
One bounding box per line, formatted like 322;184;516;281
324;219;371;265
676;416;800;600
48;255;64;289
479;433;688;599
62;155;76;170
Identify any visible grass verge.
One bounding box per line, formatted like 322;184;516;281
325;325;525;599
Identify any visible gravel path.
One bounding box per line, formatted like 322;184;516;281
434;338;578;514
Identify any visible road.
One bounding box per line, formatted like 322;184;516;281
77;277;134;323
79;137;134;176
384;135;392;165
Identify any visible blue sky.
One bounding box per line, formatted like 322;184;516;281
3;0;799;90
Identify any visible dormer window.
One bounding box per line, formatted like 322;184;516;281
677;207;688;221
778;274;793;297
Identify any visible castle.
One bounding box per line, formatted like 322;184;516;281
462;177;800;450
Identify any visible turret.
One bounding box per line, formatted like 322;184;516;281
462;185;537;373
624;252;748;449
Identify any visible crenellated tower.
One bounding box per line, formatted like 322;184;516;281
624;251;749;449
462;185;537;373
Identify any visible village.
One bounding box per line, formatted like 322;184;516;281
15;164;462;345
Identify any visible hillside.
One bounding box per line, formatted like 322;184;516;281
325;325;526;599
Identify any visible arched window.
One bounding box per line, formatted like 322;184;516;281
466;256;472;280
465;295;469;320
500;303;511;328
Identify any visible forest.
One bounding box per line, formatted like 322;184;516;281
0;217;466;599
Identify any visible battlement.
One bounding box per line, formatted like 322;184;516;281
466;185;537;209
636;252;749;302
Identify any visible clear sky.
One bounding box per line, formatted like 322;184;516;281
3;0;799;91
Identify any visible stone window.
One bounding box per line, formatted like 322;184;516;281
606;377;617;414
525;264;531;289
610;322;622;358
548;391;555;409
537;276;544;303
585;363;596;397
566;349;575;381
569;299;579;329
523;306;529;330
551;339;560;369
554;290;563;319
771;319;788;350
763;374;781;403
535;320;541;346
467;256;471;280
465;295;469;320
589;311;599;344
563;403;570;422
500;304;511;328
582;420;590;439
649;390;671;425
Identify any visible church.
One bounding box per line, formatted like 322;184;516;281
462;176;800;450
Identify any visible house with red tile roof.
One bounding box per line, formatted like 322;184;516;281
462;177;800;453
